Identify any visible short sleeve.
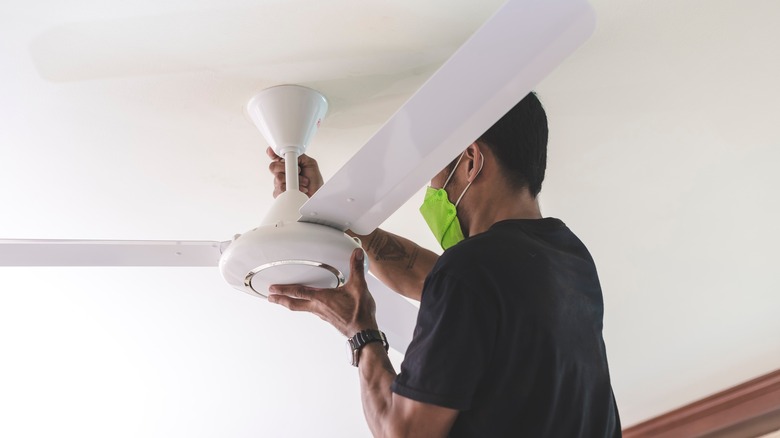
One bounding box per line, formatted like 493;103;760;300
391;270;498;411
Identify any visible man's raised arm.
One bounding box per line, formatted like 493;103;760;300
267;248;458;437
347;229;436;301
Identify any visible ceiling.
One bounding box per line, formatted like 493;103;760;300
1;0;779;436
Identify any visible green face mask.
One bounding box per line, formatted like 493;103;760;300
419;152;483;250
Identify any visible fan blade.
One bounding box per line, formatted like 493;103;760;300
0;239;226;267
300;0;595;234
366;273;418;354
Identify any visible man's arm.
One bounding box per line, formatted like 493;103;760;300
267;147;437;301
348;229;437;302
267;250;458;437
358;343;458;437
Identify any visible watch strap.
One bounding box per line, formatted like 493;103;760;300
347;329;389;367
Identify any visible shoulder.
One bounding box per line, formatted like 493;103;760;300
421;226;517;303
428;235;496;283
426;218;585;287
430;220;540;277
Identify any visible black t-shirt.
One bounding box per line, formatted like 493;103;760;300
391;218;621;437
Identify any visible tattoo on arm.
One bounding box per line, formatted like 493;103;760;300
367;231;419;270
367;232;406;261
406;247;419;270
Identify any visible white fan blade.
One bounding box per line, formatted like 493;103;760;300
300;0;596;234
366;273;418;354
0;239;226;267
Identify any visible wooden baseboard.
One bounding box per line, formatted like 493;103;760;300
623;369;780;438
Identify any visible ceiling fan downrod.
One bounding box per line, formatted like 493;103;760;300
283;149;299;193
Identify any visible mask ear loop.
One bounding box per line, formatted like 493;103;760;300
455;152;485;207
442;151;467;190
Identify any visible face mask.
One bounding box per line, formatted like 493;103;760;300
419;152;483;250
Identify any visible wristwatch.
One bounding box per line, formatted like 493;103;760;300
346;329;389;367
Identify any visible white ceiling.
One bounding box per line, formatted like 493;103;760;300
1;0;779;436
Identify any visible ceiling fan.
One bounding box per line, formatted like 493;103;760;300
0;0;595;353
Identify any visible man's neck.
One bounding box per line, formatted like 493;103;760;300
464;188;542;237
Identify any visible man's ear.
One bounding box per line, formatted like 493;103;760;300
465;142;484;183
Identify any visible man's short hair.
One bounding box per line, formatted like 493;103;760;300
477;92;548;197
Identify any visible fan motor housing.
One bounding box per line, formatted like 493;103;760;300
219;221;362;298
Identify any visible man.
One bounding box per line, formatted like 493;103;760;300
266;93;621;437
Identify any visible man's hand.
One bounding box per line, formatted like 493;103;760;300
267;147;324;198
267;248;378;337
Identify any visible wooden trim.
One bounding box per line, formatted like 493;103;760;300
623;369;780;438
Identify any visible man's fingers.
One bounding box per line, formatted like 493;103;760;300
298;154;319;168
269;161;306;175
267;294;316;312
266;147;281;161
268;284;327;315
269;161;284;174
269;148;317;198
271;169;309;185
268;284;319;301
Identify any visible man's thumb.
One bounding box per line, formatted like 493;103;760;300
350;248;366;281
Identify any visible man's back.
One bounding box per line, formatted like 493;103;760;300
392;218;621;437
